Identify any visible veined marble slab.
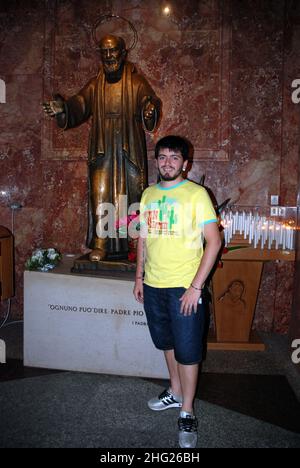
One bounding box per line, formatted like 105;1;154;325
24;269;168;378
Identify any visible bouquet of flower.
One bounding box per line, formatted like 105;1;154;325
115;211;140;236
115;212;140;262
25;248;62;272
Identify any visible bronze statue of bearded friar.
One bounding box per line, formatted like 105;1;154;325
43;34;161;262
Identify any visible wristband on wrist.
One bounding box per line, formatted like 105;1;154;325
190;283;203;291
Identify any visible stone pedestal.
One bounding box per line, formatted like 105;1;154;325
24;258;168;378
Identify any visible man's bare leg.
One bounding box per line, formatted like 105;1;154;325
178;363;199;413
164;349;199;413
164;350;182;397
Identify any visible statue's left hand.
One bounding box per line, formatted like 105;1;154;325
143;100;155;120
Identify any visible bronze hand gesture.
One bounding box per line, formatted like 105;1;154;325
143;100;155;120
42;95;65;117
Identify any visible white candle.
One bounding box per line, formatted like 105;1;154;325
249;220;253;244
231;218;233;237
291;228;295;250
275;225;280;249
287;227;292;250
229;219;233;241
272;222;276;247
279;224;283;246
282;225;286;250
268;224;273;249
245;215;248;235
261;226;265;249
254;222;257;247
265;221;268;246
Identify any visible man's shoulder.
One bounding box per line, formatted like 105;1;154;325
182;181;215;207
184;180;207;195
142;184;159;197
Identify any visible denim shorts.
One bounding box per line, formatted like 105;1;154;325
143;284;206;365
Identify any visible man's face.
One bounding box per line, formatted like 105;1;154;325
99;36;125;75
156;148;188;181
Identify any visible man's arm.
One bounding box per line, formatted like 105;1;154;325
133;234;145;303
190;222;222;292
180;222;222;315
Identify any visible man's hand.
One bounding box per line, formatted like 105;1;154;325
42;100;64;117
179;287;201;316
143;100;155;120
133;278;144;303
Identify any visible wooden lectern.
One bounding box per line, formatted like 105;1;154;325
208;235;295;351
0;226;14;300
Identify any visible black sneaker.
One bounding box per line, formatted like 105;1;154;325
178;413;198;448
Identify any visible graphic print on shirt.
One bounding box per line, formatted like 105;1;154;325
143;195;181;237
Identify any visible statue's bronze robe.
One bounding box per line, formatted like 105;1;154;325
57;62;160;256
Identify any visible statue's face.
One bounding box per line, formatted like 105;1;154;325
99;36;126;75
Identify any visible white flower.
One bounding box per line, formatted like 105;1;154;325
48;252;58;260
33;249;44;259
26;247;61;271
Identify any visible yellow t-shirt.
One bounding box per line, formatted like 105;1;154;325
140;180;217;288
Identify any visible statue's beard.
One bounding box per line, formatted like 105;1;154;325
103;61;124;82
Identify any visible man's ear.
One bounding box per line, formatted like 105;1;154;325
183;160;188;172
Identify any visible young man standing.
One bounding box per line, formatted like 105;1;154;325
133;135;221;448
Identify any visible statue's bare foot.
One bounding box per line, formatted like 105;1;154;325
89;248;106;262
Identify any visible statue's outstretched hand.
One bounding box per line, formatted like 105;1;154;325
42;98;64;117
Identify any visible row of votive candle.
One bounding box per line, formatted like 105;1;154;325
221;211;295;250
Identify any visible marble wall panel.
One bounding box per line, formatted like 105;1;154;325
0;0;299;333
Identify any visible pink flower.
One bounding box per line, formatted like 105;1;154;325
115;212;139;229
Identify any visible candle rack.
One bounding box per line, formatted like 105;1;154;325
220;207;297;251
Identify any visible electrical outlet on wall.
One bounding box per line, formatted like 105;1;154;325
270;207;278;216
278;207;286;217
